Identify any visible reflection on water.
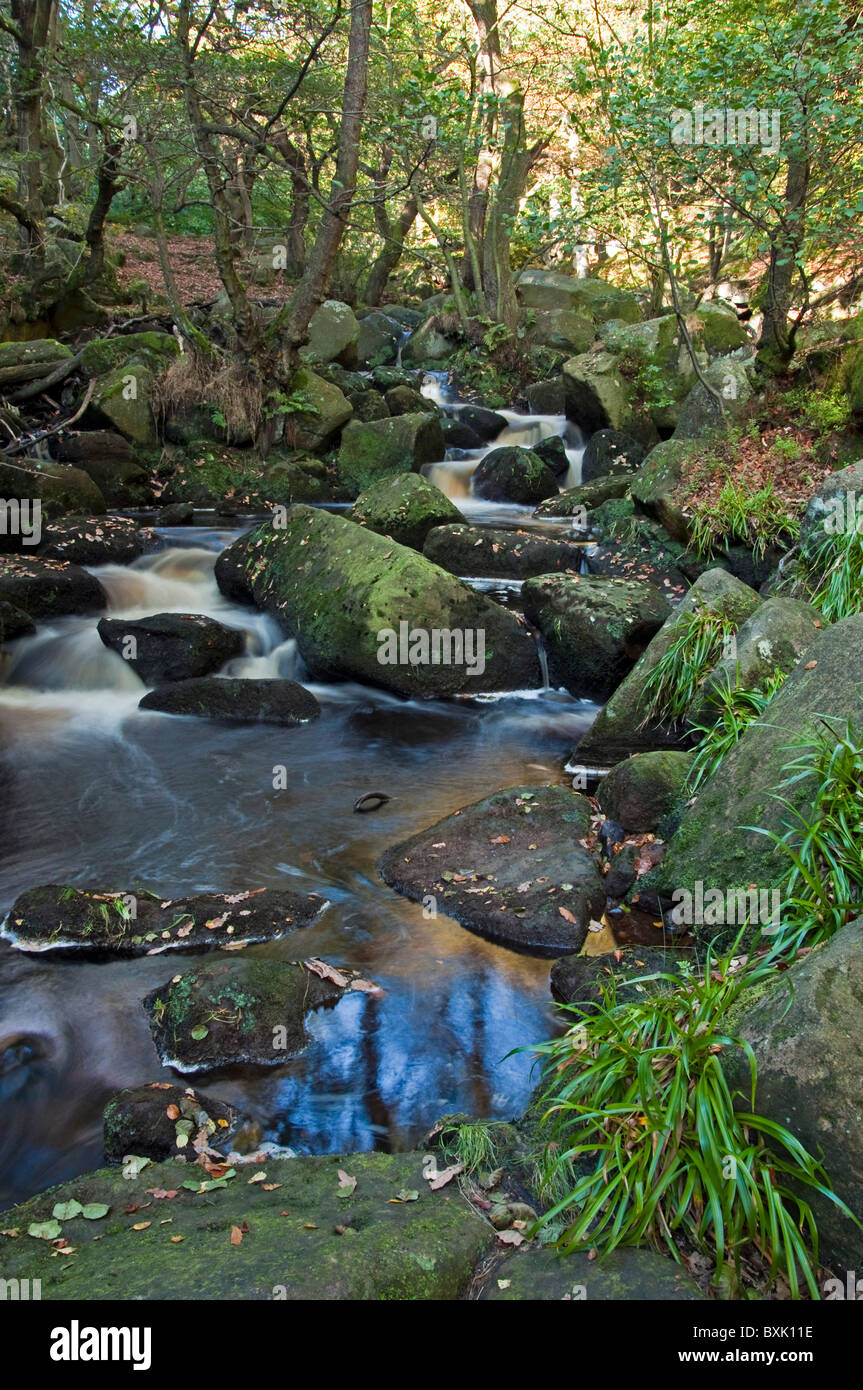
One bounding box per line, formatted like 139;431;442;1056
0;534;597;1207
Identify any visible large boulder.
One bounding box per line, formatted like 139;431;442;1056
338;413;445;495
288;367;353;453
301;300;359;368
522;574;672;701
535;473;630;518
54;430;151;506
424;524;587;579
97;612;245;684
576;568;761;764
653;615;863;945
215;506;542;696
597;751;694;833
562;349;641;435
401;317;460;366
351;473;463;551
797;459;863;563
581;429;646;482
379;785;604;954
477;1245;702;1301
79;331;179;379
139;676;321;724
0;338;72;388
517;270;641;325
356;311;403;368
0;554;106;618
37;514;150;566
1;883;328;956
629;439;697;542
673;358;754;441
724;921;863;1272
0;457;106;522
686;598;821;727
0;1150;491;1300
528;308;595;355
472;446;559;505
89;362;157;444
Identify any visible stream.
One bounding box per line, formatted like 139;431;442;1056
0;385;598;1209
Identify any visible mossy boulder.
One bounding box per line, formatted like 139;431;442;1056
385;384;435;416
582;515;691;595
532;435;570;478
352;473;464;550
0;554;106;618
550;944;689;1012
338;413;445;495
139;676;321;724
80;331;179;379
529;308;595;355
89;362;157;444
673;358;754;442
1;884;328;956
472;446;559;505
289;367;353;453
0;457;106;521
722;919;863;1271
576;568;761;764
517;271;641;325
301;300;360;368
653;615;863;946
215;505;542;696
103;1083;242;1164
0;337;72;372
597;751;694;833
145;957;352;1070
562;349;639;435
797;459;863;563
424;524;587;579
97;612;244;685
476;1244;702;1300
522;574;672;701
629;439;697;542
0;1150;491;1300
534;472;631;518
379;785;603;955
356;311;403;368
401;318;460;366
686;598;821;728
54;430;151;506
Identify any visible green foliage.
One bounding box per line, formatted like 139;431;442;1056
793;525;863;621
640;604;737;726
687;669;788;790
755;718;863;953
689;477;799;561
532;950;848;1297
437;1117;503;1175
785;383;852;435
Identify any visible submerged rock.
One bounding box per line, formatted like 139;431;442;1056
522;574;671;701
1;884;329;955
0;554;106;618
144;957;357;1070
472;446;559;505
97;612;244;684
424;524;586;579
351;472;463;551
139;676;320;724
379;785;603;954
0;600;35;641
215;506;541;696
103;1083;243;1163
0;1150;491;1299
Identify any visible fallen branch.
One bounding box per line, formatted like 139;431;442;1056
8;350;84;403
1;380;95;457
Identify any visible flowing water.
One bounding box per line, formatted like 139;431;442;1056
0;513;599;1207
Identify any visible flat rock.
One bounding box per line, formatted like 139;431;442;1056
424;524;587;580
0;554;106;618
0;1150;491;1299
1;884;329;956
139;676;321;724
103;1083;243;1163
380;785;604;955
477;1245;702;1300
144;957;366;1070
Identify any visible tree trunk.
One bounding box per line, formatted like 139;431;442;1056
364;159;417;305
756;153;809;374
10;0;56;259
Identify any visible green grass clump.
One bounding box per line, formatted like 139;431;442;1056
438;1118;504;1175
531;950;850;1297
687;669;788;791
754;717;863;953
793;525;863;621
689;476;799;561
640;604;736;727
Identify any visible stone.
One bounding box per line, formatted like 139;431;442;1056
379;785;603;954
338;413;445;495
103;1083;242;1164
139;676;321;724
581;429;646;482
0;554;106;618
97;612;245;684
472;446;559;505
424;524;586;579
301;300;360;368
597;751;695;832
351;473;464;550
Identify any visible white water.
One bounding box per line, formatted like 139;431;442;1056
420;371;585;512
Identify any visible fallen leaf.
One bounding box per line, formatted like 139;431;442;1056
497;1229;525;1246
166;1104;180;1120
122;1155;152;1180
52;1200;83;1221
428;1162;463;1191
131;1222;151;1231
28;1221;62;1241
230;1225;243;1245
304;958;349;988
558;906;578;924
337;1169;357;1196
81;1203;110;1220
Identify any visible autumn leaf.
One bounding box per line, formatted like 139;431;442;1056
230;1225;243;1245
427;1162;463;1191
496;1229;525;1246
558;906;578;924
337;1169;357;1196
